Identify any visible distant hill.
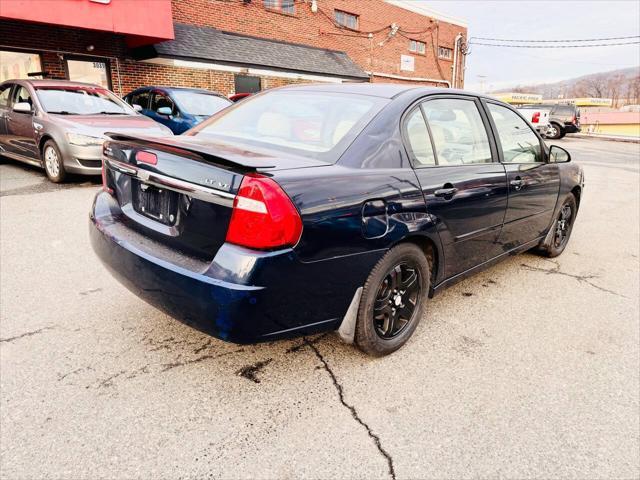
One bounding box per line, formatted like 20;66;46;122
491;67;640;106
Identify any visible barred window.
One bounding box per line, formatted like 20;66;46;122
335;10;359;30
438;46;453;60
264;0;294;14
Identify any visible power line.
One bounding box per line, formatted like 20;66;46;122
470;35;640;43
469;41;640;48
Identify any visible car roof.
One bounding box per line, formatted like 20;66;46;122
131;86;223;95
275;83;490;100
5;79;104;89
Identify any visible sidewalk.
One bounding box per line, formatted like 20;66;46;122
571;132;640;144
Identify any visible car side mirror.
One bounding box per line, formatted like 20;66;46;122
13;102;32;113
157;106;172;116
549;145;571;163
132;104;143;112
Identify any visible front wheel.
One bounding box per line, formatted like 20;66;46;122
536;194;577;258
42;140;66;183
547;123;563;140
355;243;430;356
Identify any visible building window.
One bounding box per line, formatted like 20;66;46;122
234;74;261;94
264;0;295;14
65;58;111;89
0;50;42;82
409;40;426;54
438;46;453;60
335;10;359;30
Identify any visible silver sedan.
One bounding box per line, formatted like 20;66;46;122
0;79;172;183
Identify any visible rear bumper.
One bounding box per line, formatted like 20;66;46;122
90;191;380;343
564;124;581;134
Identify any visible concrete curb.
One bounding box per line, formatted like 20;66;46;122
571;133;640;144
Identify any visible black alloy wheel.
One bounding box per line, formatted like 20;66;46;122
356;243;430;356
554;202;573;249
536;194;577;258
373;262;421;339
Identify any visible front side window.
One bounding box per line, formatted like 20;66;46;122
422;98;492;165
409;40;426;54
35;87;133;115
335;10;359;29
128;91;150;110
487;103;542;163
12;86;33;109
150;92;176;115
190;91;388;162
263;0;294;14
171;91;231;117
438;46;453;60
405;107;435;166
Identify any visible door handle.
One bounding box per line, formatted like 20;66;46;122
510;177;524;191
434;185;457;198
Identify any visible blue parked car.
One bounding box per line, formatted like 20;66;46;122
92;84;583;356
123;86;232;134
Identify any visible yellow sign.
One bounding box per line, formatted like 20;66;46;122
492;93;543;104
571;98;612;107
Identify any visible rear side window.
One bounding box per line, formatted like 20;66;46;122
487;103;542;163
422;98;492;165
404;107;435;166
129;91;150;109
0;84;12;108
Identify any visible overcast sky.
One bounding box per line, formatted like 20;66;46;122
421;0;640;91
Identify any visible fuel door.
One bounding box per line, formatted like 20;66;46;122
362;199;389;239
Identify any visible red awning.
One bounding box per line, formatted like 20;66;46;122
0;0;174;46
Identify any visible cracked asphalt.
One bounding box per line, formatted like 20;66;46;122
1;137;639;479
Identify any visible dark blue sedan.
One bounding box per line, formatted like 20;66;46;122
91;84;583;356
123;86;232;134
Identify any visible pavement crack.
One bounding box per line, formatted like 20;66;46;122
162;349;244;372
0;326;55;343
520;262;626;298
306;339;396;480
286;332;331;353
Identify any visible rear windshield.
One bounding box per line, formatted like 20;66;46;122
188;91;388;162
36;87;134;115
171;90;231;117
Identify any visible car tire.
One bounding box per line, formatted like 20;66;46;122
547;123;563;140
355;243;430;356
535;194;577;258
42;140;66;183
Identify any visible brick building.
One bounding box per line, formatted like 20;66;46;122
1;0;467;97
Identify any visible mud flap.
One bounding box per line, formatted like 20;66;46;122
337;287;363;344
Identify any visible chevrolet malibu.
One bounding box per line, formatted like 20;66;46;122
0;79;172;183
90;84;583;356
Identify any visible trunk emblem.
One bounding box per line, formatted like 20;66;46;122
203;178;229;189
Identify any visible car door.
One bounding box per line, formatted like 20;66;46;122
5;84;39;159
407;96;508;279
484;101;560;250
0;84;14;146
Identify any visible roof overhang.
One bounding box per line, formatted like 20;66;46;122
131;24;370;81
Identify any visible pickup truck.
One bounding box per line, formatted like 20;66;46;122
517;107;551;137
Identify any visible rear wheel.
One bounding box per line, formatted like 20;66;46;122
43;140;66;183
536;194;577;258
355;243;429;356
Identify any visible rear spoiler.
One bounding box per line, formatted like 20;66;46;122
104;133;275;171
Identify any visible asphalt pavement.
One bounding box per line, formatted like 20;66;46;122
1;137;639;479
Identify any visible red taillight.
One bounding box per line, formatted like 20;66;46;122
226;174;302;250
136;150;157;165
532;111;540;124
101;161;114;195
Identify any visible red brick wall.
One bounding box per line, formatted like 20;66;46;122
2;0;467;95
171;0;467;86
